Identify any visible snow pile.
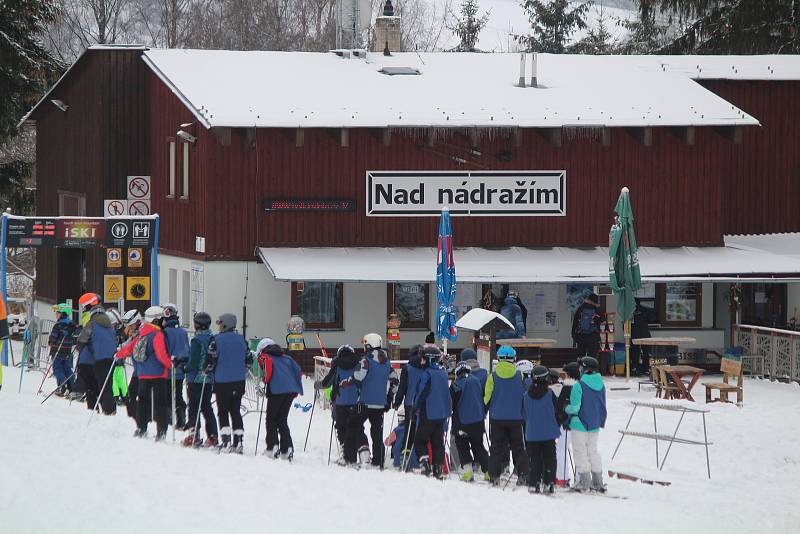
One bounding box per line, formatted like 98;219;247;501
2;346;799;533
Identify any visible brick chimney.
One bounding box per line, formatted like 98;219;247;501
374;0;401;54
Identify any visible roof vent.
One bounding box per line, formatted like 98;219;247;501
379;66;421;76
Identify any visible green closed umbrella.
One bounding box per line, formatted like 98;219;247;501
609;187;642;380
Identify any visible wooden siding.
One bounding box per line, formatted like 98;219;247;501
33;49;149;301
701;80;800;236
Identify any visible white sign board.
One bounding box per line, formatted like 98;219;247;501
127;176;151;200
191;262;204;318
127;199;151;216
104;199;127;217
366;171;566;216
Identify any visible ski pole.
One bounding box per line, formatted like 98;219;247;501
15;339;25;393
303;388;319;452
191;373;209;448
254;382;266;456
401;412;415;472
87;359;117;426
41;369;78;405
327;414;336;466
502;466;515;491
171;364;177;443
36;335;66;394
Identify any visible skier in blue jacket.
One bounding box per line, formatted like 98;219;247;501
258;338;303;460
565;356;607;492
75;293;117;414
209;313;250;453
451;362;488;482
523;365;561;494
48;303;77;396
392;344;425;465
413;346;452;479
182;312;218;448
341;333;398;467
162;304;190;429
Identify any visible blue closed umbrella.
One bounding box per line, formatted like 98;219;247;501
436;207;458;351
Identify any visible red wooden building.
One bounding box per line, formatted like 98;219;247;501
21;44;800;362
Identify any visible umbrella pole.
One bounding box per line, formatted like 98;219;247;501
624;320;631;382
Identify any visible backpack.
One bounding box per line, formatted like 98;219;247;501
132;335;149;362
576;307;597;335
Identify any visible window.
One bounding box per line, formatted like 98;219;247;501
387;283;430;329
168;268;177;305
181;142;189;198
58;190;85;216
634;283;658;325
182;270;190;325
291;282;343;329
658;282;702;327
167;138;176;197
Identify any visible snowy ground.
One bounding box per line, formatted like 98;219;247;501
2;343;800;534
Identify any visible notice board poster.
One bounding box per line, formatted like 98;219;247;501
510;284;558;332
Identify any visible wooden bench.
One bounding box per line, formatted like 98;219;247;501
703;350;743;406
656;366;681;400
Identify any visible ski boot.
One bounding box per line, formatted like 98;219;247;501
205;435;219;449
155;430;167;442
529;482;541;494
357;445;371;465
459;466;474;482
432;464;444;480
591;472;607;493
572;472;592;493
281;447;294;462
133;428;147;438
419;456;432;477
516;473;528;487
218;431;232;453
230;431;244;454
545;482;555;494
182;432;202;448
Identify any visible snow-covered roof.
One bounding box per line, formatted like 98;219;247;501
141;49;758;129
638;55;800;81
455;308;514;332
256;238;800;283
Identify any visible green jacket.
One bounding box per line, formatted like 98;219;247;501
483;360;522;406
565;373;604;432
186;329;212;384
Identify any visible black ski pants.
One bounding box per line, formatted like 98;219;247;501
93;359;116;414
414;418;445;467
334;404;366;449
172;377;187;425
136;378;170;435
215;380;245;432
78;363;98;411
574;334;600;359
527;439;557;486
454;421;489;472
265;393;295;453
488;419;530;481
187;381;217;438
344;405;384;466
126;375;140;420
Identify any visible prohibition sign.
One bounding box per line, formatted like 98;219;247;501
128;177;150;199
108;200;126;215
129;201;150;216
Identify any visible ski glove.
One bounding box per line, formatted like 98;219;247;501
245;351;254;367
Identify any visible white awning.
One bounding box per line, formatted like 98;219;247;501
257;237;800;283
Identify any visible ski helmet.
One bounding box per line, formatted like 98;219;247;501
122;309;142;328
460;348;477;362
162;303;179;318
497;345;516;361
193;311;212;330
105;308;122;328
454;361;471;378
515;359;534;376
362;333;383;350
579;356;600;374
532;364;550;383
79;292;100;310
563;362;581;380
422;345;442;366
256;337;276;354
216;313;237;331
52;302;72;315
337;344;355;358
144;306;164;324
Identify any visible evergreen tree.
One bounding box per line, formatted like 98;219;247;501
449;0;491;51
515;0;593;53
661;0;800;54
571;4;616;53
619;0;668;53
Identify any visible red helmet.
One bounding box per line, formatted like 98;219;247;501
78;292;100;309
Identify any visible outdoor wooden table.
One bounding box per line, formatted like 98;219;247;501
632;337;697;365
660;365;705;402
495;338;557;348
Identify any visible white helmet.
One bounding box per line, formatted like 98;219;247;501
105;308;122;328
256;337;276;354
515;359;534;376
122;309;142;328
144;306;164;324
362;333;383;350
162;303;179;318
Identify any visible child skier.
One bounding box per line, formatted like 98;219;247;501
105;309;128;405
208;313;250;453
182;312;218;448
392;344;425;467
450;362;489;482
459;348;487;389
555;362;580;487
484;345;530;486
565;356;607;492
515;359;534;388
523;365;560;494
341;333;398;467
383;408;418;470
413;346;451;479
258;338;303;460
120;310;142;419
162;304;190;429
115;306;172;440
314;344;363;461
48;303;77;396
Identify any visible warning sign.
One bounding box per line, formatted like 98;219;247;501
106;248;122;268
127;176;151;200
126;276;150;301
128;248;143;268
104;275;124;303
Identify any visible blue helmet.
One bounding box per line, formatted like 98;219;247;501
497;345;516;360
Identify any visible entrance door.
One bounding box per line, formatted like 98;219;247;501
57;248;84;320
740;283;787;327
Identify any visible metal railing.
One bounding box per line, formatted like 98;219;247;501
734;324;800;382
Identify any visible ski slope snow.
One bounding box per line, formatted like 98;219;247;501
2;345;799;534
